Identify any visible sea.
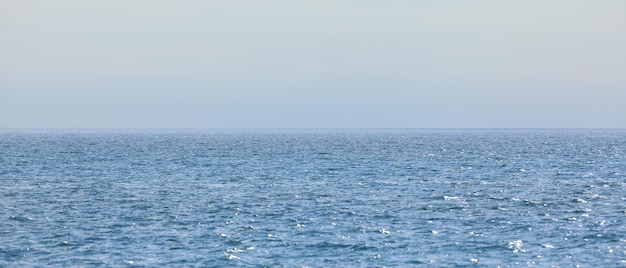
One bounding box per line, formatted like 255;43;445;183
1;129;625;267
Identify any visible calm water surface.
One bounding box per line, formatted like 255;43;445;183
1;129;625;267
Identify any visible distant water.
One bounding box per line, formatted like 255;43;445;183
1;129;625;267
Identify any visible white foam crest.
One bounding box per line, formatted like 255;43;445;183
507;240;526;253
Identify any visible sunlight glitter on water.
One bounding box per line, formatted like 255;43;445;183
1;129;626;266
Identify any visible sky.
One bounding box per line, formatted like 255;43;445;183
1;0;625;129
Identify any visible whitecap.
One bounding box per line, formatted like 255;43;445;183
507;240;526;253
223;253;240;260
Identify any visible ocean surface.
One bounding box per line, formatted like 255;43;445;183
1;129;625;267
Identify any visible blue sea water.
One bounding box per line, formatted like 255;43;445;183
1;129;625;267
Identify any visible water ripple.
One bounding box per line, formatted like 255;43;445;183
1;129;625;266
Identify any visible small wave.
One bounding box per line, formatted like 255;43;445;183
8;215;35;222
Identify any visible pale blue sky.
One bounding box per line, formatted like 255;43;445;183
2;1;625;128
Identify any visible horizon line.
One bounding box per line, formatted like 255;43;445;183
1;127;625;132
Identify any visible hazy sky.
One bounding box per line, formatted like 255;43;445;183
2;1;625;128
